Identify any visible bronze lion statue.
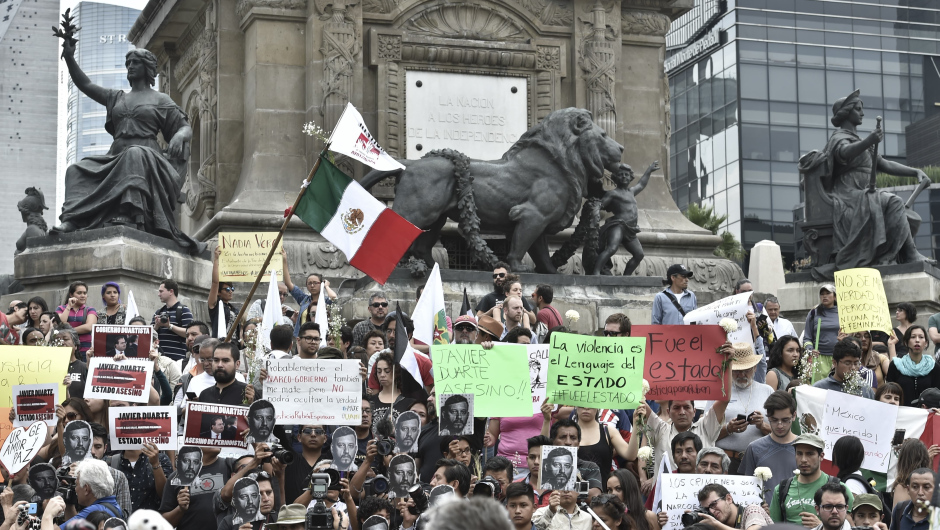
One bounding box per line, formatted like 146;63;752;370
359;108;624;273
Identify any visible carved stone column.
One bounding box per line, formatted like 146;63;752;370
576;0;620;139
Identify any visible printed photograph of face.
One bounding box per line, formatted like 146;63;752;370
394;411;421;454
540;445;576;491
362;515;389;530
331;426;358;472
438;394;472;436
103;518;127;530
246;400;277;444
429;484;456;508
28;463;58;500
172;446;204;486
63;420;92;464
387;454;416;499
232;477;263;526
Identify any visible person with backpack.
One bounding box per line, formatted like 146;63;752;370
651;264;696;325
832;436;878;496
56;281;98;361
151;279;194;362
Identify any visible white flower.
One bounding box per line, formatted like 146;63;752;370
719;318;738;334
793;469;800;475
754;467;773;482
641;379;651;397
637;447;652;462
565;310;580;323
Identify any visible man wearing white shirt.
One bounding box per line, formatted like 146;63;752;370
267;325;294;360
764;297;798;339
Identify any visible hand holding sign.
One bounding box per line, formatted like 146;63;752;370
0;421;45;474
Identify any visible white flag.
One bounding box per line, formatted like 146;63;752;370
328;103;405;171
314;284;328;338
412;263;448;346
216;302;226;339
651;450;671;512
125;291;139;322
259;270;280;352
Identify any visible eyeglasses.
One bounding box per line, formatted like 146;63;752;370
301;336;322;343
493;273;506;279
454;447;471;456
301;428;326;436
278;292;288;297
702;498;722;511
222;287;235;293
820;504;848;512
371;302;389;308
65;412;78;421
361;408;372;414
768;417;793;425
455;325;476;332
603;330;619;337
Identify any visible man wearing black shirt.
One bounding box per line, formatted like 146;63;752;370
283;424;328;504
197;343;256;405
160;446;232;530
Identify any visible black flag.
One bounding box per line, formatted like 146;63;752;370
392;303;428;402
459;288;472;319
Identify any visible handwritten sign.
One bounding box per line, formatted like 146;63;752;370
0;421;45;475
263;358;361;425
12;384;58;427
834;268;892;334
546;332;645;409
661;474;763;530
633;325;729;401
683;292;753;345
528;344;549;414
86;358;153;403
218;232;283;282
0;347;71;408
431;344;532;417
110;406;177;450
822;390;897;472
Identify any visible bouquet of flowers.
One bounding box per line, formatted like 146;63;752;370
242;327;260;404
799;341;819;385
328;306;346;351
842;367;864;396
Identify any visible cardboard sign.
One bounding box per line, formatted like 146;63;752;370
822;389;897;472
528;344;549;414
834;268;892;334
438;394;473;436
218;232;284;282
183;402;250;449
539;445;577;491
546;332;645;409
683;292;754;345
109;406;177;450
62;420;93;465
0;421;45;474
263;358;361;425
632;325;730;401
12;384;58;427
0;346;71;408
431;343;532;417
86;358;153;403
660;474;763;530
232;477;265;525
91;325;153;358
171;447;203;487
395;410;422;453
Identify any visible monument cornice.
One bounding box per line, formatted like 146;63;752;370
235;0;306;22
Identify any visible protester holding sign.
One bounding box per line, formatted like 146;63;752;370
886;325;940;406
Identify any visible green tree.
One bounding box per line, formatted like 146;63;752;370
684;203;746;262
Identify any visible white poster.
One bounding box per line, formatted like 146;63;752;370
12;384;58;427
263;358;361;425
822;390;898;472
85;358;153;404
683;292;754;345
529;344;549;415
109;406;178;450
661;474;763;530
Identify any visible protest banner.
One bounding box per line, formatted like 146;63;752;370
660;474;763;530
218;232;283;282
109;406;177;450
86;358;153;403
0;347;71;409
528;344;549;414
822;389;897;472
833;268;892;334
263;358;361;425
0;421;46;475
183;402;250;449
546;332;645;409
431;343;532;417
682;292;754;345
91;325;153;358
12;384;57;427
632;325;729;401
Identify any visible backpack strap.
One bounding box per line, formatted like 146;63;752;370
80;307;90;325
97;500;125;520
662;290;687;317
108;454;122;471
175;305;184;326
777;476;793;522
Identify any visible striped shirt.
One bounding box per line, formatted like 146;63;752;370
151;302;193;361
57;305;96;359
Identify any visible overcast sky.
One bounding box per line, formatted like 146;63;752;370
60;0;148;16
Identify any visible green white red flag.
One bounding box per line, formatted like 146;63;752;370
412;263;450;345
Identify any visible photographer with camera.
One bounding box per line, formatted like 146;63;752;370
284;425;328;505
478;456;513;503
53;460;124;528
151;280;194;362
684;484;770;530
292;464;353;530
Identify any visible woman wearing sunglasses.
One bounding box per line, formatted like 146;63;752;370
37;397;92;463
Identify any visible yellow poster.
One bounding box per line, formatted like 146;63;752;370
218;232;284;282
833;268;892;334
0;347;71;409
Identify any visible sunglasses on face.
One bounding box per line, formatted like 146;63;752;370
222;287;235;293
603;330;618;337
455;325;476;332
493;273;506;279
301;428;326;436
371;302;389;308
65;412;79;421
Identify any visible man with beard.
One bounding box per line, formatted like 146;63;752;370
231;478;261;525
813;483;852;530
64;420;92;463
246;401;277;444
395;412;421;453
439;395;470;436
331;427;358;472
717;343;775;474
453;316;479;345
540;447;575;491
352;292;388;348
769;434;854;526
889;468;934;530
173;447;203;486
28;464;57;500
197;342;256;405
388;455;416;499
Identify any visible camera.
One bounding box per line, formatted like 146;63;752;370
407;483;430;516
159;313;169;325
681;510;708;527
472;476;502;499
375;436;394;456
364;475;389;498
305;473;334;530
55;467;78;506
265;443;294;465
575;480;590;502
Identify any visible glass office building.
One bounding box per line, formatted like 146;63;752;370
65;2;139;165
666;0;940;267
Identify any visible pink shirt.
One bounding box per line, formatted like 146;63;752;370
497;414;544;469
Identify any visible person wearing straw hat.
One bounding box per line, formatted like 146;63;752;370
717;342;775;474
264;504;307;530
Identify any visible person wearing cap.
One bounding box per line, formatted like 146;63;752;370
912;388;940;411
265;503;308;530
851;494;887;530
813;338;875;399
886;325;940;407
733;279;769;384
652;264;697;325
768;433;854;526
716;343;775;474
803;284;840;383
453;315;479;345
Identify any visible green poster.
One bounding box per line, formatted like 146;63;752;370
546;332;646;408
431;343;533;417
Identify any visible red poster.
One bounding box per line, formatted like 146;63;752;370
91;366;147;391
91;325;153;359
632;325;730;401
182;402;250;450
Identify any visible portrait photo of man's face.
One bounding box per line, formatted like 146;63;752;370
232;477;261;525
173;447;203;486
429;484;456;508
63;420;92;463
388;455;416;499
28;464;57;500
540;446;576;491
247;400;276;442
394;411;421;454
438;394;473;436
331;426;358;472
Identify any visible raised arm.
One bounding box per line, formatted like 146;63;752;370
629;161;661;196
60;37;110;106
281;248;294;292
208;246;221;310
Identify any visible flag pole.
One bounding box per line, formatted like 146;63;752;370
224;145;331;343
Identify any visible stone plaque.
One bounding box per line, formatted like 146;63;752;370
405;71;528;160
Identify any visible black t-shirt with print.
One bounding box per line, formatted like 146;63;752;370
160;458;232;530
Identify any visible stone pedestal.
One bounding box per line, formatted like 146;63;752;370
749;240;786;295
778;261;940;336
3;228;213;322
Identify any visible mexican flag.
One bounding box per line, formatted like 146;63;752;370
413;263;450;345
293;155;421;284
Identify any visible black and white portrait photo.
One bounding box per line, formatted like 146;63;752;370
362;515;389;530
331;426;358;472
63;420;92;464
245;400;278;444
394;411;421;454
429;484;456;508
438;394;473;436
28;463;57;500
171;446;204;486
231;477;263;526
387;454;417;499
540;445;576;491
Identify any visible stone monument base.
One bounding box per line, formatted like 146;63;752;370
778;261;940;336
2;227;213;321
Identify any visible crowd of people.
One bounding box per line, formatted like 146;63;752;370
0;252;937;530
